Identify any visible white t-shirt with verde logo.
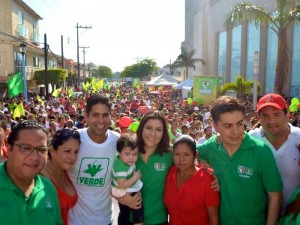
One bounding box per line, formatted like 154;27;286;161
68;128;120;225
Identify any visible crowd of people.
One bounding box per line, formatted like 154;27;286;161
0;84;300;225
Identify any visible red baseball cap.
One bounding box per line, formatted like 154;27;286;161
256;93;287;112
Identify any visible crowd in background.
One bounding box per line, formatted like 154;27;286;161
0;84;300;225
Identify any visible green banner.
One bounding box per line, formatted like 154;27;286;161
132;78;140;88
193;76;221;106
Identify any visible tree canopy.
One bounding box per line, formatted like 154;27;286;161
33;69;67;89
219;75;261;98
173;47;205;80
92;65;113;78
120;58;158;78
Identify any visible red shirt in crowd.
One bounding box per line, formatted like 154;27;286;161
164;166;220;225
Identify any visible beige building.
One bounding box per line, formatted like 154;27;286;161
183;0;300;96
0;0;59;96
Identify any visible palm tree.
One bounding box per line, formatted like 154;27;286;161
224;1;300;94
173;47;205;80
219;75;261;99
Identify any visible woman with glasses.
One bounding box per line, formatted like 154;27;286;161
41;128;81;225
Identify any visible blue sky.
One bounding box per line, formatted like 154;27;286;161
24;0;185;72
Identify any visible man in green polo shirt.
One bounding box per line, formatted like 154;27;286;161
198;96;283;225
0;120;62;225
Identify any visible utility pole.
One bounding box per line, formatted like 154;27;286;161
133;57;142;64
76;23;92;88
61;35;64;69
44;33;48;97
79;46;90;79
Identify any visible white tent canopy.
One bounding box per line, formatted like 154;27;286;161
173;79;193;90
146;73;178;86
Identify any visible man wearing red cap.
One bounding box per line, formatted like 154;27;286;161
249;93;300;211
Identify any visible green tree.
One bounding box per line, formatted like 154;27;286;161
219;75;261;99
66;71;77;86
86;62;97;77
173;47;205;80
33;69;67;90
224;0;300;94
120;58;158;78
93;66;113;78
84;77;93;84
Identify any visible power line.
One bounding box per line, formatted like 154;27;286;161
76;23;92;87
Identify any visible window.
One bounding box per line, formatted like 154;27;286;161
246;22;260;80
18;11;23;25
33;56;39;67
32;20;36;31
218;31;227;81
265;25;278;93
291;23;300;97
14;52;22;72
230;25;242;81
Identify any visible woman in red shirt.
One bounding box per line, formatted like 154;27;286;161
41;128;80;225
164;135;220;225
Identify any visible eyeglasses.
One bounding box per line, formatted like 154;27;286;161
14;143;49;157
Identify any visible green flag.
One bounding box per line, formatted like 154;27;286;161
68;87;74;98
52;88;61;97
13;103;25;119
6;72;24;98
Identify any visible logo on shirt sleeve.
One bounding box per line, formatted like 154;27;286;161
77;157;109;186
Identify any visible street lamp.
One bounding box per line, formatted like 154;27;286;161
19;43;28;103
253;51;259;111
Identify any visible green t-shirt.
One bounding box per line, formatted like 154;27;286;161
136;151;173;225
197;132;283;225
277;188;300;225
112;156;132;187
0;163;62;225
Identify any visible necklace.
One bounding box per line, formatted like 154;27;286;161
47;161;66;188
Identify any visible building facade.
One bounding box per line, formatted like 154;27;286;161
183;0;300;97
0;0;62;96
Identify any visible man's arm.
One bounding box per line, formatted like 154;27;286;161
113;192;142;209
266;191;282;225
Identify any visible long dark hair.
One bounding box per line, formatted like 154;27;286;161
136;110;170;155
49;128;81;159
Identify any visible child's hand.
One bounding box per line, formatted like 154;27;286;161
133;170;141;179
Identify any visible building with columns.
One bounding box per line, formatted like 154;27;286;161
183;0;300;97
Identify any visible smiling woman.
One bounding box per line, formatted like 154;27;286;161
41;128;81;225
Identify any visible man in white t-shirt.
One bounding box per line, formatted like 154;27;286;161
249;93;300;211
53;102;62;114
197;125;213;145
68;94;121;225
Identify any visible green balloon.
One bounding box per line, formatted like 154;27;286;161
289;104;298;113
187;98;193;104
291;98;299;105
130;122;139;133
193;97;201;104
